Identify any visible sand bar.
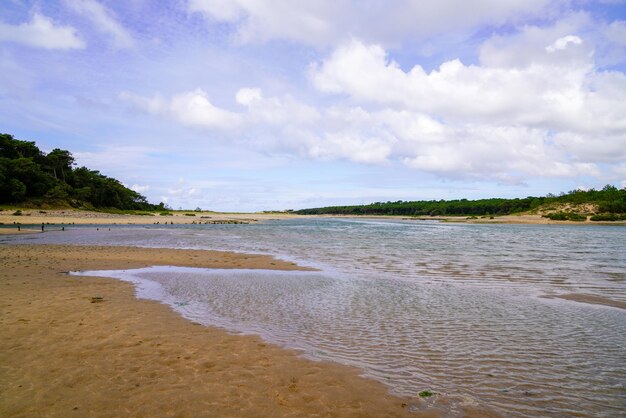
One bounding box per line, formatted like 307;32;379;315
544;293;626;310
0;244;498;417
0;209;302;226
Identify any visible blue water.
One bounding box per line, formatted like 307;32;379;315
5;218;626;416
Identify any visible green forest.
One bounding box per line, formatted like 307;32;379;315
0;133;161;211
296;185;626;220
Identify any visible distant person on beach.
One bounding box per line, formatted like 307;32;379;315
41;223;44;232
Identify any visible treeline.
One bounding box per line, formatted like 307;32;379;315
296;185;626;217
0;133;160;210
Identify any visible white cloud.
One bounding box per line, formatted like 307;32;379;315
302;106;598;179
0;13;85;50
478;13;594;68
308;31;626;175
310;36;626;149
401;124;599;179
546;35;583;52
236;88;320;126
189;0;338;46
64;0;134;48
119;89;242;130
121;87;320;134
235;87;262;106
188;0;554;46
130;184;150;193
119;81;618;180
307;131;393;164
118;16;626;182
311;38;594;128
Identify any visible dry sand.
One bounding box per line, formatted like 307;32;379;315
0;209;301;227
0;244;496;417
1;208;624;228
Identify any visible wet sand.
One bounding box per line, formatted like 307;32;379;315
0;228;41;234
0;244;494;417
546;293;626;310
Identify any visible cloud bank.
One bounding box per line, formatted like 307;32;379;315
188;0;556;46
121;17;626;182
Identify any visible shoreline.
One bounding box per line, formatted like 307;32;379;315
0;244;408;416
0;244;495;417
0;209;302;226
1;208;625;228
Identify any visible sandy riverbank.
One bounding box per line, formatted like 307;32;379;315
378;214;625;225
0;209;302;227
0;244;497;417
1;208;624;228
427;214;626;225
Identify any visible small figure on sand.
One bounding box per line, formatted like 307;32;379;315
41;222;44;232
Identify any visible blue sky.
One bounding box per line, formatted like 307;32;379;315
1;0;625;211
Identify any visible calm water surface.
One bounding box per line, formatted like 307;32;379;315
5;218;626;416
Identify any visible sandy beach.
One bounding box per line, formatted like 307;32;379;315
1;208;624;230
0;209;302;227
0;243;499;417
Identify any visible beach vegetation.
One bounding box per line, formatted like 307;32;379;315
418;390;434;398
12;209;22;216
296;185;626;219
93;208;155;216
159;212;173;216
590;213;626;221
543;212;587;221
1;133;159;211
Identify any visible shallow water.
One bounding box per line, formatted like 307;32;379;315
6;218;626;416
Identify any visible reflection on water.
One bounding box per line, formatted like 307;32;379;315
76;266;625;417
6;219;625;303
8;218;626;417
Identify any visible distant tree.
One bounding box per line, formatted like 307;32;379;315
296;186;626;216
0;133;159;210
45;148;75;181
8;178;27;201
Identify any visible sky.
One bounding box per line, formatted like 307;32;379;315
1;0;625;211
